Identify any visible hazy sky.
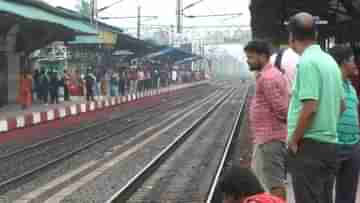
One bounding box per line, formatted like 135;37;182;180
46;0;250;33
45;0;250;63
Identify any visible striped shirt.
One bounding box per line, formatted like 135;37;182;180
337;80;360;145
249;63;289;145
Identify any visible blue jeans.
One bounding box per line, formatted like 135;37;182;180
110;85;119;97
94;82;101;96
336;143;360;203
107;81;111;96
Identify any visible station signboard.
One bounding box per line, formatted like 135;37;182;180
99;32;117;45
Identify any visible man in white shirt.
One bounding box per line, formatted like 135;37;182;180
270;48;299;93
172;70;177;84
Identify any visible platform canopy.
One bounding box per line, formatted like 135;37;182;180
0;0;97;35
146;47;196;64
174;56;203;65
63;6;126;47
250;0;360;44
0;0;98;53
114;34;164;59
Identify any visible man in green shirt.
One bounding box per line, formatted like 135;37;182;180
329;45;360;203
286;12;345;203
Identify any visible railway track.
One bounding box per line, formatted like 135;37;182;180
5;85;234;203
205;87;248;203
105;86;249;203
0;83;223;193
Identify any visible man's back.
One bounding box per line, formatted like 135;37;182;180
270;48;299;90
288;45;343;144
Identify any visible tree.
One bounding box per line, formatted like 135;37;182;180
75;0;91;17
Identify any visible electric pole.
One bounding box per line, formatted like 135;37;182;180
170;25;175;45
137;6;141;39
176;0;183;33
90;0;95;23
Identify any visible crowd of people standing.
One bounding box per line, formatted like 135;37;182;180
16;64;203;109
17;69;70;109
220;12;360;203
81;66;197;102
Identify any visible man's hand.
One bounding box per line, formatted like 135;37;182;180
288;138;299;154
288;100;317;154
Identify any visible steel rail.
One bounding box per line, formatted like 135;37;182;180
205;85;249;203
106;88;235;203
0;85;219;190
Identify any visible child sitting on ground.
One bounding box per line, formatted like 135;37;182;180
219;166;285;203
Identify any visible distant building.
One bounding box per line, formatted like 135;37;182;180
152;31;170;46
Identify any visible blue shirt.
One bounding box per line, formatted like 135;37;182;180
337;80;360;145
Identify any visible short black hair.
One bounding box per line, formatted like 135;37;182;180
288;13;317;41
218;166;265;200
244;40;272;57
328;45;354;65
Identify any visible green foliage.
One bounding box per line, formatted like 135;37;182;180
75;0;91;17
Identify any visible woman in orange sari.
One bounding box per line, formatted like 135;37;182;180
18;73;33;109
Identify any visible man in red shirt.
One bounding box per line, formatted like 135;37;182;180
219;166;285;203
245;40;289;199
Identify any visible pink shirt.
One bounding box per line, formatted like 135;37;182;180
249;63;289;144
137;71;144;81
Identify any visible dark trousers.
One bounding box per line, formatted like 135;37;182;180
64;86;69;101
41;89;48;103
336;143;360;203
144;79;149;90
119;81;124;95
50;88;58;104
33;84;40;101
86;87;94;101
138;80;144;92
287;138;338;203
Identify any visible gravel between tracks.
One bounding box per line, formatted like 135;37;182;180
2;84;220;202
55;88;234;203
122;88;246;203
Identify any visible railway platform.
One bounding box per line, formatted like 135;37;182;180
0;80;221;203
0;81;208;134
1;81;357;203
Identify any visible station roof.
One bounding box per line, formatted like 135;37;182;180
56;7;123;34
68;35;103;45
174;56;203;65
0;0;103;52
114;34;165;59
0;0;97;35
250;0;360;44
146;47;196;63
